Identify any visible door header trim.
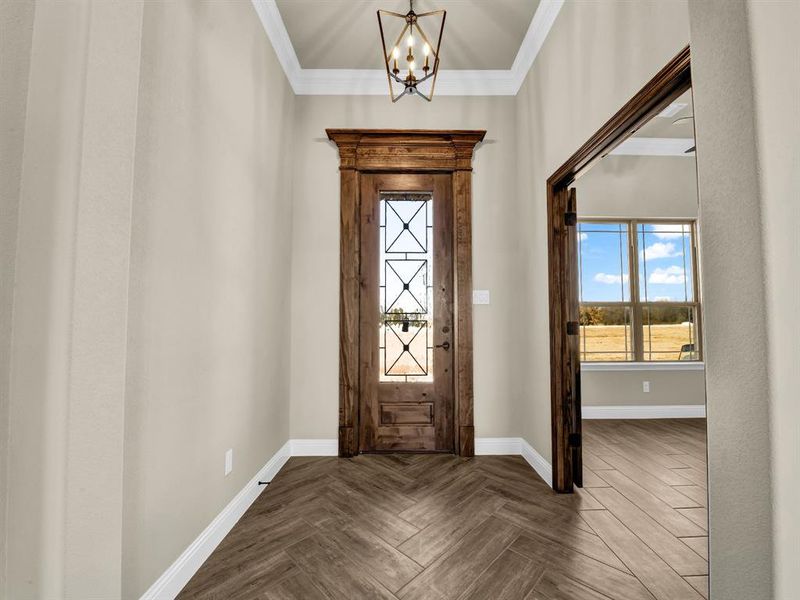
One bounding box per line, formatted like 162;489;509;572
327;129;486;172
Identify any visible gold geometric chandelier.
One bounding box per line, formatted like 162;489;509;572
377;0;446;102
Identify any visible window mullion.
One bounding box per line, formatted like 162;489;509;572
691;222;703;361
629;220;644;361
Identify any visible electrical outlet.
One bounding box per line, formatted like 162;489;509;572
643;381;650;393
225;448;233;476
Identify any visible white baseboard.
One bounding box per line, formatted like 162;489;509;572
582;405;706;419
474;437;522;455
140;441;291;600
475;437;553;488
519;439;553;488
290;438;337;456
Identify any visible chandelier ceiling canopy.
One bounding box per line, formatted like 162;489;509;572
377;0;446;102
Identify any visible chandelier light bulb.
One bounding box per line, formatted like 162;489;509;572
407;34;414;48
423;43;431;57
392;46;400;59
409;60;416;71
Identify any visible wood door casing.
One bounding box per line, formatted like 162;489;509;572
327;129;485;458
359;173;454;452
547;185;581;490
565;188;582;486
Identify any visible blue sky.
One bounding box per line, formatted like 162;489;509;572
578;222;694;303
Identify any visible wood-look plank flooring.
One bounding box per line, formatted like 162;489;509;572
178;419;708;600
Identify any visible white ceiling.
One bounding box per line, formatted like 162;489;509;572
635;90;695;139
275;0;541;71
611;90;696;157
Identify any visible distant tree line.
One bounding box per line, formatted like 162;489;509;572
380;306;428;328
580;305;694;326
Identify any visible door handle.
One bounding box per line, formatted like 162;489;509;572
435;341;450;351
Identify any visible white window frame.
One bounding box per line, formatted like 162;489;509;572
578;218;703;364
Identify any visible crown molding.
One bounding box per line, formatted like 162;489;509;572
251;0;301;82
509;0;564;93
251;0;564;96
610;137;696;156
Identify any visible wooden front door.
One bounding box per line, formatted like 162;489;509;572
359;173;454;452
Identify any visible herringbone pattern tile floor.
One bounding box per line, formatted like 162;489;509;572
178;419;708;600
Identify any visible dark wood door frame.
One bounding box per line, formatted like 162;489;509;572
548;46;692;493
327;129;486;458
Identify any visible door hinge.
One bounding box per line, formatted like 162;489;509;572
566;321;580;336
568;433;582;448
564;211;577;227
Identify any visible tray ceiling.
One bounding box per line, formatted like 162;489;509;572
275;0;541;71
251;0;563;95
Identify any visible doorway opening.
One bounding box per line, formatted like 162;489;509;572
547;46;709;597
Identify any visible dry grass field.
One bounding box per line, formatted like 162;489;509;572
580;323;697;361
375;323;697;370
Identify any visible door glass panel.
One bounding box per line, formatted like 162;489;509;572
379;192;433;382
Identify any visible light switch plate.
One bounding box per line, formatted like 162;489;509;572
643;381;650;393
225;448;233;476
473;290;490;305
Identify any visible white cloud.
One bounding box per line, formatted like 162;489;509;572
650;224;686;239
579;232;588;242
652;296;673;301
594;273;629;285
641;241;683;260
649;265;686;284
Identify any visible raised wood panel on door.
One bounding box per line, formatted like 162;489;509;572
328;129;485;457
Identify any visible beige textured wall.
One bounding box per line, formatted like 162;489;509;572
581;370;705;408
121;2;295;597
513;0;691;460
688;1;775;597
289;95;522;439
2;1;294;597
577;156;699;219
5;3;90;593
4;1;144;598
747;1;800;597
0;1;34;594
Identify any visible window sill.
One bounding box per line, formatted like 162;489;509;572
581;362;705;372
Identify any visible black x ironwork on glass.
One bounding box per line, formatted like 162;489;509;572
379;192;434;382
